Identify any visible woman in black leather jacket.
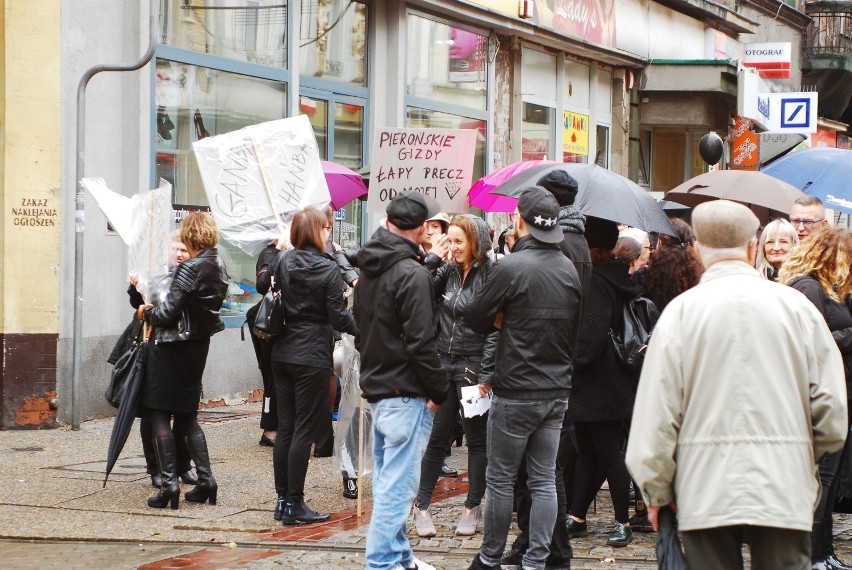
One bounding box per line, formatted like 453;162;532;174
412;214;497;538
270;207;357;525
137;212;229;510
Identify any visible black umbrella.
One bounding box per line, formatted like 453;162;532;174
656;506;686;570
491;163;675;236
103;324;150;487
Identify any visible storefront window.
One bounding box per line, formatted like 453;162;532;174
522;103;554;161
159;0;288;68
596;125;609;168
301;96;329;157
155;59;287;317
406;15;487;111
300;0;367;85
334;102;364;169
406;107;486;188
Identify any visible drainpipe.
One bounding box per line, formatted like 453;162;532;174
72;0;158;430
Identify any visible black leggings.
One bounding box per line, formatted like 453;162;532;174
571;420;631;523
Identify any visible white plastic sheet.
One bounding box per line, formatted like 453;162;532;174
192;115;331;255
333;333;373;479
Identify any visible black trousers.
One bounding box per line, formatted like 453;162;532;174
248;329;278;432
682;525;810;570
272;361;330;499
571;420;631;523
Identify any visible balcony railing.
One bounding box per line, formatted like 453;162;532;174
805;2;852;54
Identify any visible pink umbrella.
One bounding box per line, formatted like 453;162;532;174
468;160;558;212
321;160;369;209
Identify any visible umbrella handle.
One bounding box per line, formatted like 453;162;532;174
142;322;151;342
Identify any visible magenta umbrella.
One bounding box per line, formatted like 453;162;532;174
469;160;558;212
321;160;369;209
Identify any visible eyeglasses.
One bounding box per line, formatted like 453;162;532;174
790;218;824;228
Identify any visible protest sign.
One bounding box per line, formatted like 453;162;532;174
367;128;477;215
192;115;330;255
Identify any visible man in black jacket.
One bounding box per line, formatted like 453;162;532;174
467;186;582;570
355;192;449;570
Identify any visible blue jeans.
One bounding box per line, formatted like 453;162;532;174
366;397;435;570
480;395;569;570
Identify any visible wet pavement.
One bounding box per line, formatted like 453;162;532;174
1;402;851;569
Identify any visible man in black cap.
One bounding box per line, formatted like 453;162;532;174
356;192;450;570
467;186;582;570
503;171;590;568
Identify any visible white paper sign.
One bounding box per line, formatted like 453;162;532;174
192;115;330;254
460;385;492;418
367;128;477;215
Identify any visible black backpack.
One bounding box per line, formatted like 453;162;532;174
609;296;659;372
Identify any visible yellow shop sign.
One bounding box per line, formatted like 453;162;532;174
563;111;589;156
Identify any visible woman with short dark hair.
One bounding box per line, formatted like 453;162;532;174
271;207;358;525
138;212;229;510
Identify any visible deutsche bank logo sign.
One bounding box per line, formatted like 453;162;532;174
780;98;810;128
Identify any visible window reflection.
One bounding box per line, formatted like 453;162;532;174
407;15;487;111
406;107;486;182
300;0;367;85
301;96;329;159
522;102;554;161
159;0;288;68
334;102;363;169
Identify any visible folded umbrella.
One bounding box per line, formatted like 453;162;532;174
491;163;675;235
761;147;852;214
104;324;151;487
665;170;805;224
321;160;369;210
656;506;687;570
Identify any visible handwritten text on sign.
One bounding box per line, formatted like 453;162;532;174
367;128;477;215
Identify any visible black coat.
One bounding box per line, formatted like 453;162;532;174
789;276;852;388
432;259;498;385
143;249;229;343
354;227;448;404
270;247;357;369
558;230;592;351
567;260;642;422
468;235;581;400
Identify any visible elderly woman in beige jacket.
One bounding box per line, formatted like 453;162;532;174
625;200;847;570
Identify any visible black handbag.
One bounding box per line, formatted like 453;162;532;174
105;323;150;408
252;251;287;341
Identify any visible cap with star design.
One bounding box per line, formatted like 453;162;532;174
517;186;562;244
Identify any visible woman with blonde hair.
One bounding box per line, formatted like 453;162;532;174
779;227;852;570
270;207;357;525
137;212;229;510
755;218;798;281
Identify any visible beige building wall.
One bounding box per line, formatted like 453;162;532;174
0;0;61;427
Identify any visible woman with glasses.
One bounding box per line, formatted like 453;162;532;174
270;207;358;525
780;227;852;570
755;219;798;281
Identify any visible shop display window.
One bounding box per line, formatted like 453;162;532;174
300;0;367;85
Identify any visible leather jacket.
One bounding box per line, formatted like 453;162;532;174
143;249;229;343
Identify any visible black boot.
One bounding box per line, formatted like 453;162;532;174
274;495;286;521
343;476;358;499
282;498;331;525
147;435;180;510
184;431;218;505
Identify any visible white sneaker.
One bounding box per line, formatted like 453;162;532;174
409;556;436;570
455;504;483;536
412;507;437;537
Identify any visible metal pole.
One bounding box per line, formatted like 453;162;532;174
72;0;158;430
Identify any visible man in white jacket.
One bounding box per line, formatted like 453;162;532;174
625;200;847;570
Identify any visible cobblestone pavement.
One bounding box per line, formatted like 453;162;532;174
2;403;852;568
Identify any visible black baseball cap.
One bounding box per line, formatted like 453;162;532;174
386;192;441;230
517;186;562;244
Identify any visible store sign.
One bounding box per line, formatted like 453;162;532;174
730;116;759;170
742;42;791;79
367;128;478;214
766;93;818;134
737;70;771;131
563;111;589;156
467;0;616;49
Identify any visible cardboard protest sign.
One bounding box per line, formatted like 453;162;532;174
367;128;477;215
192;115;330;254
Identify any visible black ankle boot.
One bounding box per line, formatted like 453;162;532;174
282;498;331;525
343;476;358;499
274;495;286;521
147;435;180;510
184;432;218;505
